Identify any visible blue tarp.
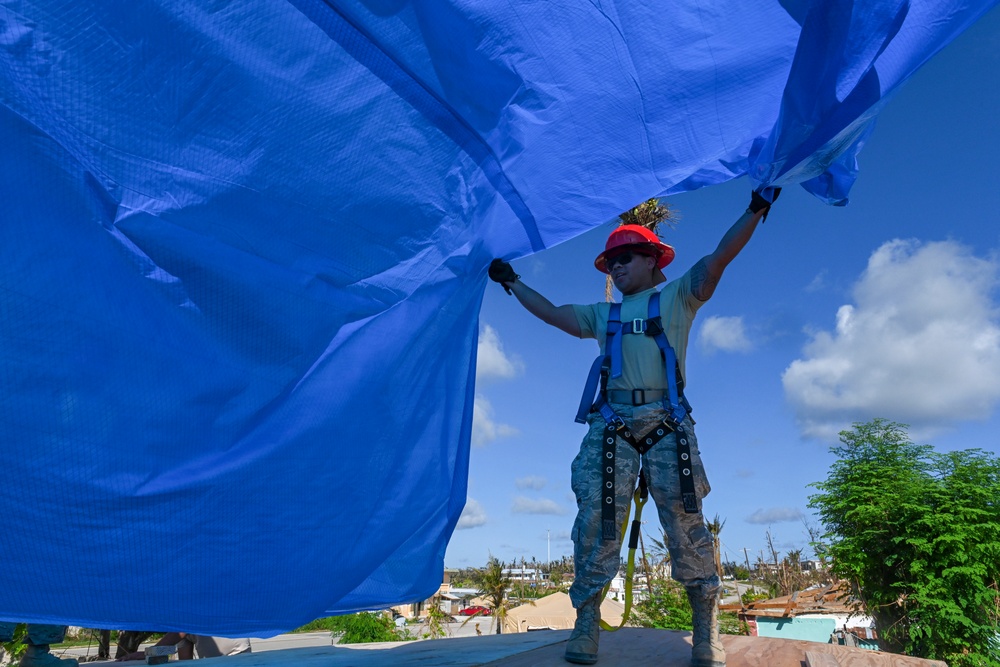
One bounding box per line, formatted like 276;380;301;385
1;0;995;635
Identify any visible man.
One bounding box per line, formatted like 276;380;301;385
488;189;778;666
117;632;251;661
0;624;78;667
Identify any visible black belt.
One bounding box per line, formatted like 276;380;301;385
604;388;668;406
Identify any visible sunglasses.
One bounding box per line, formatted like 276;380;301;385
606;251;640;270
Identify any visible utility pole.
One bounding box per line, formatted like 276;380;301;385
741;547;754;605
547;529;551;567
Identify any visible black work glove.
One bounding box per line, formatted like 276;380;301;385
749;187;781;221
488;259;519;295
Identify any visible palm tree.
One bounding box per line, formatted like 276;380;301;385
705;514;727;581
475;555;512;634
646;528;672;579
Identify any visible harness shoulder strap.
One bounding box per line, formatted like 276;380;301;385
646;293;687;424
574;302;623;424
607;302;623;378
646;293;699;512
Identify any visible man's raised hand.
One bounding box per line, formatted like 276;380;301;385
749;187;781;221
488;259;519;295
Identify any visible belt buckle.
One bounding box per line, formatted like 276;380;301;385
632;318;645;334
631;388;645;405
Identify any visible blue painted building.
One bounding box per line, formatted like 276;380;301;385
726;582;880;650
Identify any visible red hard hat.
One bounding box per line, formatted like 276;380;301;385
594;224;675;274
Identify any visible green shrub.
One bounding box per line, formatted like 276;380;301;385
629;579;692;631
295;612;413;644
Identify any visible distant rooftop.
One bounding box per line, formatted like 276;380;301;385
721;581;859;619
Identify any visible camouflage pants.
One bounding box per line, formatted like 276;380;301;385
568;403;720;608
0;622;66;645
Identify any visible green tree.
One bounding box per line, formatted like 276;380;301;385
422;594;450;640
335;612;408;644
629;576;747;636
645;528;672;579
809;419;1000;665
723;562;750;581
740;589;769;606
297;612;412;644
451;567;481;589
1;624;27;663
475;555;513;634
706;514;726;580
629;578;692;631
548;554;575;581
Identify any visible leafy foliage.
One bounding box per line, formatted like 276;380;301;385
740;590;770;606
421;595;450;640
809;419;1000;665
628;577;747;636
450;567;481;589
475;555;513;634
629;578;693;631
297;612;412;644
718;611;749;636
547;554;575;579
643;528;672;581
1;623;27;662
722;562;751;580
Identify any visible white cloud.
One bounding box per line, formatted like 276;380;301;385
515;476;547;490
526;257;547;278
746;507;805;524
457;498;487;530
698;316;753;353
477;324;523;380
511;496;568;516
471;395;519;447
805;270;828;293
783;239;1000;440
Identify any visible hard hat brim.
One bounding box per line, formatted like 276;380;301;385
594;242;675;274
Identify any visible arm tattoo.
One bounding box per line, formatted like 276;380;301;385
690;257;720;301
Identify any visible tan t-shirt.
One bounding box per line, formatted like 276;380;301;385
572;269;704;392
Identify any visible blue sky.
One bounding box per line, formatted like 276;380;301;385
446;5;1000;571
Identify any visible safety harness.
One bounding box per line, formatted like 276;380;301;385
574;291;698;630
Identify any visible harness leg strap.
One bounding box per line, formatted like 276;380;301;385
601;423;619;541
674;423;699;513
602;419;675;540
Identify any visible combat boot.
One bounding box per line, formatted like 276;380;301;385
689;589;725;667
19;644;79;667
564;594;601;664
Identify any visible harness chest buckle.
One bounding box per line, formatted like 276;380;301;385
631;318;646;334
644;316;663;337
